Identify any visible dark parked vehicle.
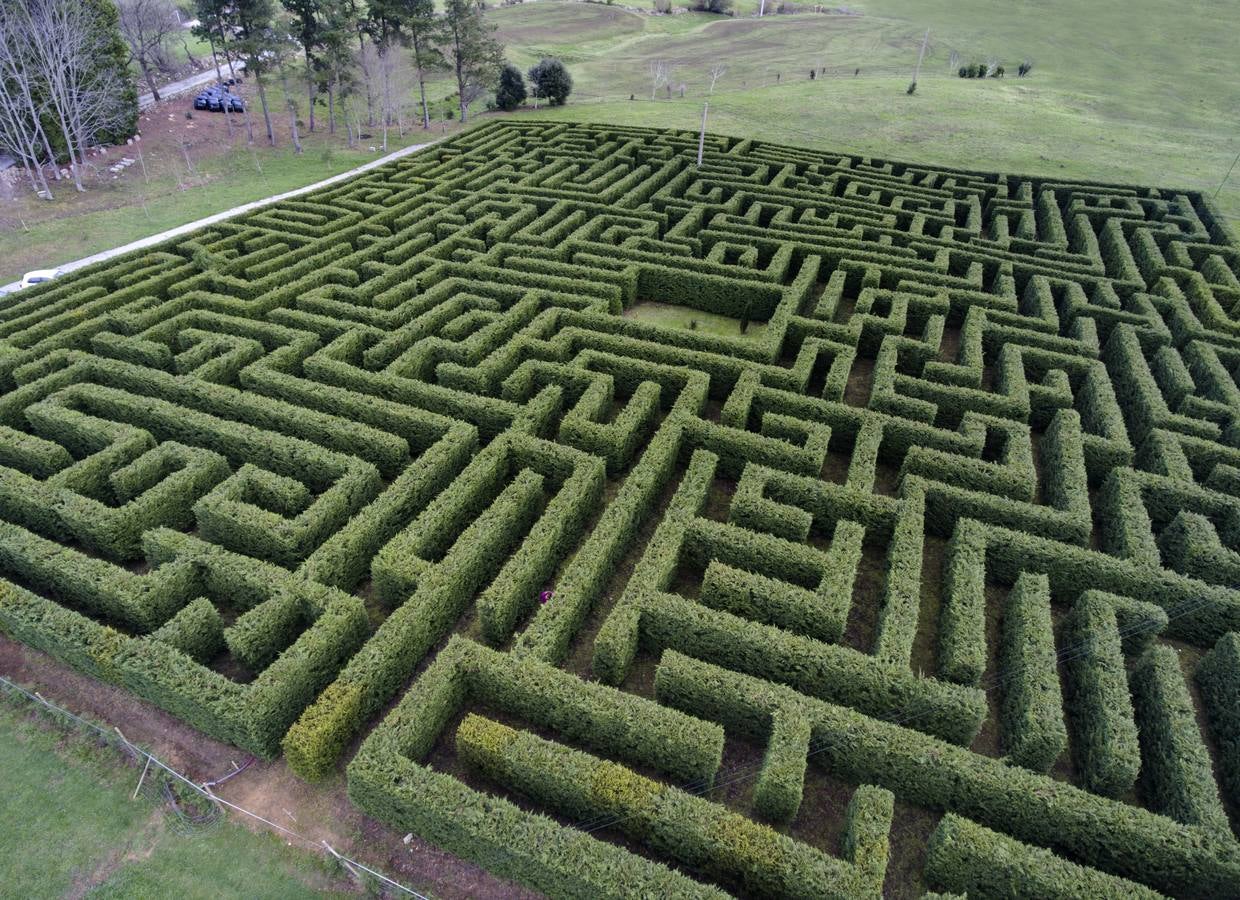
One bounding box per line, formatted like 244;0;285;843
192;83;242;114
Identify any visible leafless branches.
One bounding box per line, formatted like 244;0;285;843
0;8;56;198
358;41;419;151
29;0;133;191
707;63;726;95
118;0;181;101
649;59;673;100
0;0;134;195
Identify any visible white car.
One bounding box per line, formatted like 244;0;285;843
20;268;60;289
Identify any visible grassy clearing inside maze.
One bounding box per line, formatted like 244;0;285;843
1;119;1240;897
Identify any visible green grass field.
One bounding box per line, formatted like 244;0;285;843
494;0;1239;219
3;0;1235;285
0;695;349;899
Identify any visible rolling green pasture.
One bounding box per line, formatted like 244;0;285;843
497;0;1239;220
2;0;1236;289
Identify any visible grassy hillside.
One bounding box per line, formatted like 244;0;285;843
1;0;1235;284
497;0;1239;218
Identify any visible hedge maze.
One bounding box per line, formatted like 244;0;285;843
2;120;1240;896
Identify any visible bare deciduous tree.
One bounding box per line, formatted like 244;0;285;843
708;63;726;95
118;0;180;101
18;0;135;193
649;59;673;100
359;40;419;151
0;7;56;198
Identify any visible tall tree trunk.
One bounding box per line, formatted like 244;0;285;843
357;30;374;127
217;24;237;78
41;79;84;192
304;48;315;132
453;30;468;123
381;53;390;151
180;34;199;67
327;80;335;135
278;58;303;154
36;128;59;181
413;36;430;129
221;90;236;139
227;35;256;145
254;70;275;146
23;152;51;198
27;147;53;197
207;35;223;82
139;57;162;102
239;92;256;144
336;69;353;148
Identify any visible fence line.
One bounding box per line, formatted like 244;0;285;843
0;674;428;900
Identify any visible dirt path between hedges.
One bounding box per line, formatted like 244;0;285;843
0;636;540;900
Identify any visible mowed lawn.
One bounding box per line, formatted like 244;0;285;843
2;0;1236;283
0;698;350;899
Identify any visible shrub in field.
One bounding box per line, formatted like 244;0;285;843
495;63;527;111
528;57;573;106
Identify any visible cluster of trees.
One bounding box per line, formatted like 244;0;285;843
958;62;1004;78
186;1;571;154
957;60;1032;79
2;0;571;199
0;0;138;199
494;58;572;111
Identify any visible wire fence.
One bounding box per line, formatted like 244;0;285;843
0;674;427;900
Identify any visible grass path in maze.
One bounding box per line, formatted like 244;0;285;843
624;300;770;340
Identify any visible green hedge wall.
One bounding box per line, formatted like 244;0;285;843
456;713;892;899
1196;631;1240;809
997;572;1067;772
925;813;1167;899
655;649;1240;898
